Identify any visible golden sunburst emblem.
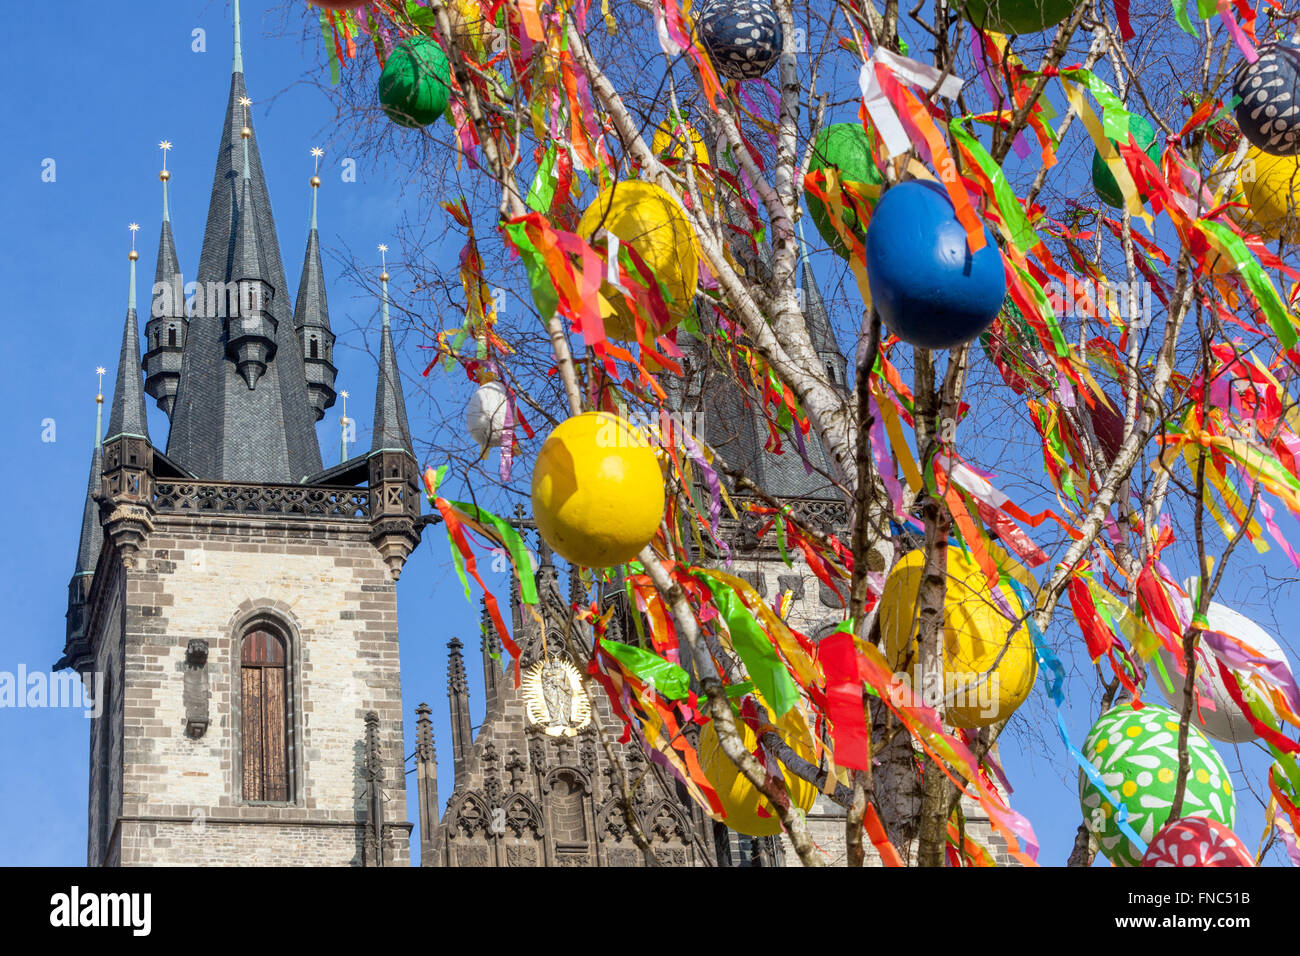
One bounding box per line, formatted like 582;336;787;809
521;658;592;737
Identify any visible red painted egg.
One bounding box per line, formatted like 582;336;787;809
1141;817;1254;867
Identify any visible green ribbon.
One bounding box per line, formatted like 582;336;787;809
526;146;559;213
1199;221;1297;350
949;120;1042;256
447;499;540;605
599;638;691;700
698;575;799;716
501;219;559;322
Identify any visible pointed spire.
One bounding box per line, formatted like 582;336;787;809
296;149;337;422
74;370;107;578
144;143;186;418
413;701;439;862
164;10;324;482
447;637;473;787
370;247;415;457
106;233;150;444
232;0;243;75
480;598;501;711
797;218;847;388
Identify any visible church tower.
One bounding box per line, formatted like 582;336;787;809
58;2;420;867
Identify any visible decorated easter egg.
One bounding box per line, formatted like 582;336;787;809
865;180;1006;349
1157;598;1290;743
531;412;665;567
1142;817;1254;867
466;381;509;450
378;37;451;129
1234;41;1300;156
805;122;882;259
697;712;819;837
963;0;1076;35
880;547;1037;728
1239;148;1300;243
696;0;783;80
1079;702;1236;868
1091;114;1160;209
576;181;700;341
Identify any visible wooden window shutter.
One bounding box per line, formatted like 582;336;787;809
241;630;288;801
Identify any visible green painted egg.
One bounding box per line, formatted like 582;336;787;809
963;0;1076;35
379;37;451;129
1078;702;1235;868
805;123;882;260
1091;114;1160;209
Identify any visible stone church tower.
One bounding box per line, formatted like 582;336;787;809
59;3;420;866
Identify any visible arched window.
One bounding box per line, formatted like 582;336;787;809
240;629;289;801
309;337;318;359
167;326;177;347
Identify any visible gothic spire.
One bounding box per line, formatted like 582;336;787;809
144;143;186;417
798;220;844;374
447;637;473;787
163;4;323;482
74;372;107;579
295;152;337;422
106;239;150;444
480;598;501;712
369;251;415;457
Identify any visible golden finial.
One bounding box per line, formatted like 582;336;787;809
159;140;173;181
311;147;324;188
379;244;389;282
128;223;140;261
96;366;106;404
239;97;252;139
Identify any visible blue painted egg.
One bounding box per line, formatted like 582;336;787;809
1235;42;1300;156
865;181;1006;350
697;0;783;81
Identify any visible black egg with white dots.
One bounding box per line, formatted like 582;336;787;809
697;0;783;81
1235;42;1300;156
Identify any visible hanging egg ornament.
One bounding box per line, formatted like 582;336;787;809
1091;114;1161;208
1234;42;1300;156
697;711;819;837
879;547;1037;728
1142;817;1254;867
1240;148;1300;243
531;412;665;568
652;117;715;215
378;37;452;129
962;0;1076;34
696;0;783;80
576;181;700;341
1157;598;1291;744
864;180;1006;350
465;381;509;451
805;122;882;259
1078;703;1236;868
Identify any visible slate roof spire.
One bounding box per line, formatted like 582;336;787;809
73;372;107;580
369;249;414;457
106;239;151;444
163;3;323;482
143;144;186;417
295;153;338;422
797;219;847;389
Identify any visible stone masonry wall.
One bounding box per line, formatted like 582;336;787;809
106;513;410;866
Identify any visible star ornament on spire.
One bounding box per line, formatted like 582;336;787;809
128;222;140;254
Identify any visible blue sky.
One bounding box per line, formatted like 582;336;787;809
0;0;1291;867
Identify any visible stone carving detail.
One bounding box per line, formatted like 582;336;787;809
505;845;538;867
505;748;528;790
453;844;490;867
153;481;370;520
777;574;805;601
